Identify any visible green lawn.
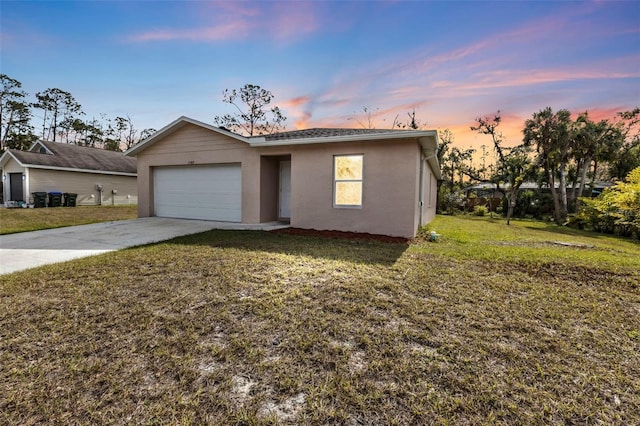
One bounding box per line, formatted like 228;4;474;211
1;215;638;424
0;205;138;234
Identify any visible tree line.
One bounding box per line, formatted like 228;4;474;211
437;107;640;229
0;74;156;152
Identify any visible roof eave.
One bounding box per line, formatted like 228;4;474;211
0;150;24;169
249;129;439;147
418;133;441;180
22;164;137;176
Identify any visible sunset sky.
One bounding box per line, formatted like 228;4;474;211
2;0;639;157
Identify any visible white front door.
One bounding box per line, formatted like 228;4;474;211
153;164;242;222
279;160;291;219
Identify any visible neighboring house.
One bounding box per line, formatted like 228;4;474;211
462;181;614;210
0;140;137;206
463;181;614;199
125;116;441;238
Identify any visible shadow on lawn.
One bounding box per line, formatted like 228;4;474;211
170;229;409;266
523;223;640;245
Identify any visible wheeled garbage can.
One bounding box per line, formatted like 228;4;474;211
48;192;63;207
32;192;47;208
63;193;78;207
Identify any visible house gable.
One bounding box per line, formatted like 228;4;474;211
137;123;251;161
125;116;250;157
29;141;54;155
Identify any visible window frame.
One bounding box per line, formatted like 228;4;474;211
333;153;364;208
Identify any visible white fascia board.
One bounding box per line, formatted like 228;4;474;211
23;164;137;176
125;116;251;157
248;129;439;147
0;151;24;168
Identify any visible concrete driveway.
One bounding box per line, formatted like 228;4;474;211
0;217;288;275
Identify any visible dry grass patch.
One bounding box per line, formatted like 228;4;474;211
1;217;639;424
0;205;138;234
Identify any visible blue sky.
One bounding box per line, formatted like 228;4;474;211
1;0;639;152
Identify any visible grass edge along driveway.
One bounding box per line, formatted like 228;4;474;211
1;215;638;424
0;205;138;235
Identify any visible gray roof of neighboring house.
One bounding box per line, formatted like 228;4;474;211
263;128;404;141
4;140;137;175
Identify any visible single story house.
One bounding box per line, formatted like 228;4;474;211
463;181;614;201
125;116;441;238
1;140;137;206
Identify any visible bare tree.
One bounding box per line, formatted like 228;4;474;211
213;84;286;136
473;111;532;225
33;88;82;141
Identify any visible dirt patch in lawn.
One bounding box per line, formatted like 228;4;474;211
271;227;409;244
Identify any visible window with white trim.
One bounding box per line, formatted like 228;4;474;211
334;154;363;207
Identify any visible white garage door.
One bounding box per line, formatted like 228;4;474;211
153;164;241;222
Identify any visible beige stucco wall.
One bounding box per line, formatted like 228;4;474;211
134;123;262;222
29;168;137;206
282;139;420;237
419;155;438;227
134;124;439;238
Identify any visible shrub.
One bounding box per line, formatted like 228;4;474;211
473;205;488;216
577;167;640;238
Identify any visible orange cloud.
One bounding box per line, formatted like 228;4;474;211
294;112;312;129
282;96;312;108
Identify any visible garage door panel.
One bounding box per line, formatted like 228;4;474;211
154;164;241;222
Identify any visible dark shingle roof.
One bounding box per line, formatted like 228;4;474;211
263;128;405;141
8;141;137;174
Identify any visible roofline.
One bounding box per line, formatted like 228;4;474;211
124;116;250;156
122;116;441;177
0;150;22;168
23;164;137;176
249;129;438;146
0;150;136;176
125;115;441;152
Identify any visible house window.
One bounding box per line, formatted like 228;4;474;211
334;154;363;207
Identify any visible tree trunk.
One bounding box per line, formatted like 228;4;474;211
575;155;592;213
52;108;58;142
590;160;598;193
506;188;518;225
41;110;48;139
547;167;562;224
570;158;582;202
559;158;568;221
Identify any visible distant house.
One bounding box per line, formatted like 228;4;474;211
462;181;614;210
125;116;441;238
464;181;613;197
1;140;137;206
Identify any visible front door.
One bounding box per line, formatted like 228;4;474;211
9;173;24;201
279;160;291;220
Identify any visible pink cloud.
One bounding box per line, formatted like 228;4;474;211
129;21;251;42
127;2;327;43
271;2;319;40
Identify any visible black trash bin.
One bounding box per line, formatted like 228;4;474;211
48;192;63;207
63;193;78;207
32;192;47;208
